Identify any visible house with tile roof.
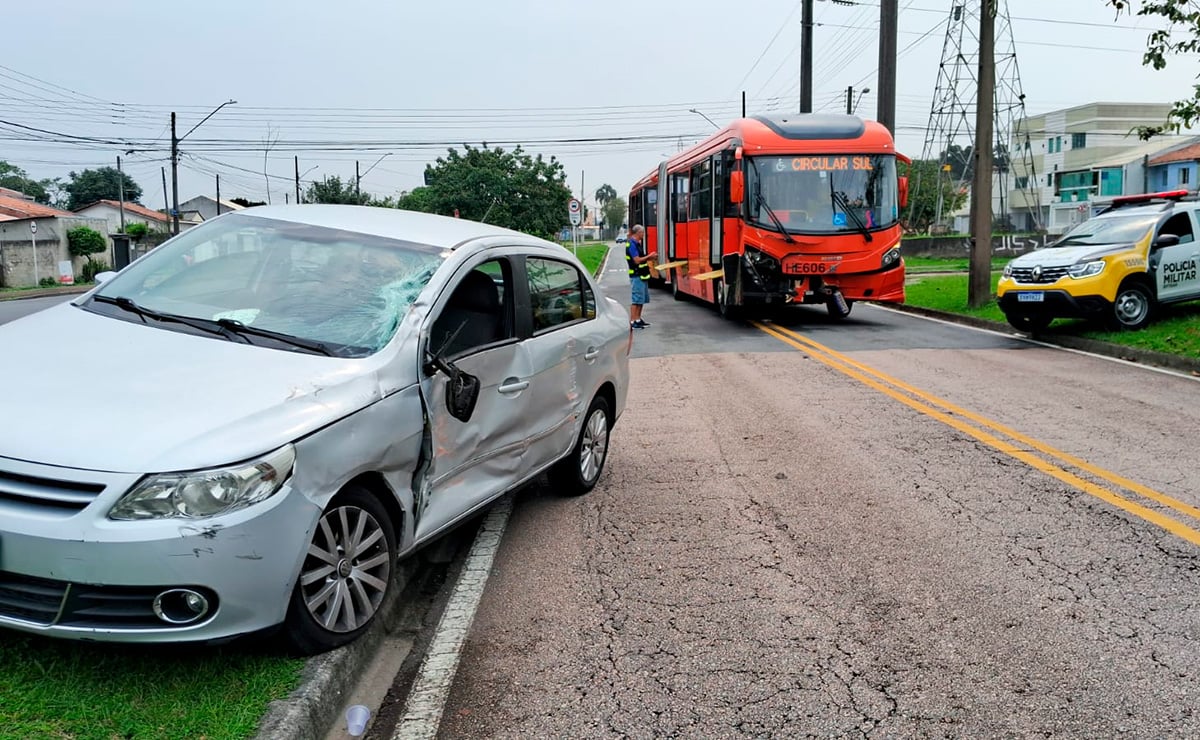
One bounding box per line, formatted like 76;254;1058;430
72;199;171;236
0;194;111;287
1145;142;1200;192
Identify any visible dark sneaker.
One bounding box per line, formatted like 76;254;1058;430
632;319;650;328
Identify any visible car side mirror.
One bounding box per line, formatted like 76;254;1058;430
898;176;909;209
730;170;744;204
1154;233;1180;249
95;271;117;285
425;351;479;423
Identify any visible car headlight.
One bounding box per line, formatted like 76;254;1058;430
1068;260;1105;279
1003;263;1013;278
108;445;296;521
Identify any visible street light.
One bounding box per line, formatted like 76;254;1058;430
171;99;236;234
688;108;720;130
356;152;392;201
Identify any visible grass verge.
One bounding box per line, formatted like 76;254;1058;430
904;272;1200;358
565;243;610;277
0;632;303;740
903;256;1008;273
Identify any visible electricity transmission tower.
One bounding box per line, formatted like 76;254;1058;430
911;1;1042;232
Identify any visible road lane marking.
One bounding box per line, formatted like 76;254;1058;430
753;321;1200;548
392;494;514;740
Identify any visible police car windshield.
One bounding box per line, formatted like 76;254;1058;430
1054;211;1160;247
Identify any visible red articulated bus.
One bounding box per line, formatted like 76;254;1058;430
627;113;911;320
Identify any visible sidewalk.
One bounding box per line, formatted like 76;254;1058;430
0;285;93;302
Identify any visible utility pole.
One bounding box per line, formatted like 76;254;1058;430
969;0;996;308
877;0;898;134
800;0;814;113
216;174;221;216
295;156;301;204
742;91;746;118
355;160;361;202
116;155;126;233
170;112;180;235
846;86;854;115
161;167;169;224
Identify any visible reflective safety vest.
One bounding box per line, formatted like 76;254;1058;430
626;238;651;280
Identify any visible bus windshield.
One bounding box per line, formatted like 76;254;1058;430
746;154;899;236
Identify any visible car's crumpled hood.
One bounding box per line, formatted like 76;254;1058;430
0;302;411;473
1009;242;1138;268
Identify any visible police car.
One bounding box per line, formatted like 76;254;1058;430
997;189;1200;333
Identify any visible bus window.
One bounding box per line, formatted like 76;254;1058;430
671;173;689;223
690;160;712;221
630;187;644;227
645;188;658;223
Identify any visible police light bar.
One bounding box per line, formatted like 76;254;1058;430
1110;189;1193;206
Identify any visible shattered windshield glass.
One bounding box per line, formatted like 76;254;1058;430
747;154;899;235
88;213;448;357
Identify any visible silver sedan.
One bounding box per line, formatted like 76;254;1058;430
0;204;631;654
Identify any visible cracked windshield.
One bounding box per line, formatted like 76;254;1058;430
748;154;898;234
89;213;446;356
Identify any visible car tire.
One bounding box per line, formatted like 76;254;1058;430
549;394;611;496
1005;312;1052;334
826;293;853;319
1107;282;1154;330
715;278;741;320
282;485;396;655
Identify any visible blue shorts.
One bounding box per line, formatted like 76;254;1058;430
631;277;649;305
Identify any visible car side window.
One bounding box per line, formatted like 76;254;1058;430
1159;212;1195;245
429;258;515;358
526;257;595;333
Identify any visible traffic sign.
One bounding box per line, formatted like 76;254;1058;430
29;221;36;234
568;198;582;226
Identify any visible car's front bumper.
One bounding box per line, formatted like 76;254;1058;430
997;287;1112;319
0;455;320;644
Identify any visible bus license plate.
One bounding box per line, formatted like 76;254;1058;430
1017;292;1044;303
784;261;831;275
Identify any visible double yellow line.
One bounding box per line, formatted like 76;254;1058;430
753;320;1200;548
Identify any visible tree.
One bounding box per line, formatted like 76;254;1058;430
401;144;574;239
0;161;60;205
595;183;617;206
304;174;368;205
900;159;970;233
1109;1;1200;138
602;197;627;238
64;167;143;211
67;225;107;266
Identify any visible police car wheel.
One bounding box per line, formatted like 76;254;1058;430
1108;282;1153;330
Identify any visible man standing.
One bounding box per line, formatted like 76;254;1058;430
625;224;656;328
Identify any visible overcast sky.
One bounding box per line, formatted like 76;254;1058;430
2;0;1196;215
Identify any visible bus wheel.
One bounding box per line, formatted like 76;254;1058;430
826;291;853;319
715;279;740;320
672;270;686;301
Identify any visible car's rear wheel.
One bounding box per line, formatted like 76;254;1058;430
1108;282;1154;330
549;394;611;496
283;486;396;655
1005;312;1052;334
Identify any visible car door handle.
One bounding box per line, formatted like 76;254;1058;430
498;378;529;394
584;347;600;361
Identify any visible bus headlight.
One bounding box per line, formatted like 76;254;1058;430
1068;260;1105;279
882;247;901;266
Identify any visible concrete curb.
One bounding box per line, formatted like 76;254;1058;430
252;559;420;740
0;285;92;302
885;303;1200;376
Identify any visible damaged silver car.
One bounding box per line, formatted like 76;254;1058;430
0;205;630;654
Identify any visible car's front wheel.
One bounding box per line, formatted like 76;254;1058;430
549;394;611;496
283;486;396;655
1108;282;1154;330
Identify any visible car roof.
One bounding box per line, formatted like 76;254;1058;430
223;204;552;250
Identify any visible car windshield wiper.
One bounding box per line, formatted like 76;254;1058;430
94;295;244;342
829;184;873;243
746;158;796;243
215;318;336;357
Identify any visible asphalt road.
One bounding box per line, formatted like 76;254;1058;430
415;261;1200;737
0;295;74;325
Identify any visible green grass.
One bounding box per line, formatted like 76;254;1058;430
903;256;1009;273
903;273;1200;358
0;633;303;740
559;242;610;277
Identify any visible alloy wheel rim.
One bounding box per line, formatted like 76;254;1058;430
579;408;609;483
300;506;391;633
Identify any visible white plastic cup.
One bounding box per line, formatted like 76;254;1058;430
345;704;371;736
